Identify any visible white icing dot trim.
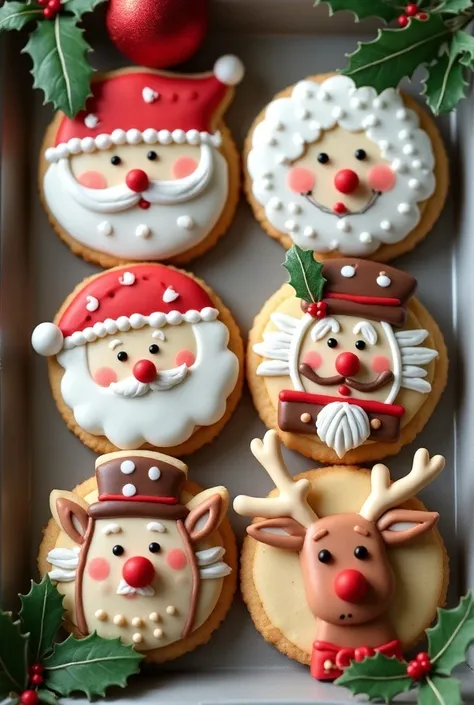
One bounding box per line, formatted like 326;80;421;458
120;460;136;475
148;466;161;481
122;483;137;497
377;273;392;288
341;265;356;278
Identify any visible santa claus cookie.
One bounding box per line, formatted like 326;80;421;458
248;247;447;463
245;74;448;261
39;56;244;267
234;431;448;681
32;263;243;454
38;449;236;662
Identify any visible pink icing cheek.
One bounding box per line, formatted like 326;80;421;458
93;367;118;387
172;157;198;179
77;170;108;189
367;164;396;192
175;349;196;367
287;167;315;194
87;557;110;581
302;351;323;369
372;355;391;373
167;548;187;571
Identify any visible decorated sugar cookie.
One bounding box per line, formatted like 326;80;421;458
248;247;447;463
39;57;244;267
245;74;448;261
234;431;448;681
32;264;243;454
38;449;236;660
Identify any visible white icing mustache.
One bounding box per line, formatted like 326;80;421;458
58;144;214;213
116;579;155;597
110;363;188;398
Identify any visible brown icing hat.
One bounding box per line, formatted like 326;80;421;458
88;450;189;520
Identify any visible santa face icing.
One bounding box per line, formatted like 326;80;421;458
32;264;240;450
42;57;244;262
247;75;436;256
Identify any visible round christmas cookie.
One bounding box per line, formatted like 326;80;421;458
32;263;243;455
38;449;237;662
234;431;448;681
248;247;447;464
245;73;448;261
39;57;244;267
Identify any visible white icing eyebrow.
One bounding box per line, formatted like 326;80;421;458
353;321;378;345
102;522;122;535
152;330;166;341
108;338;123;350
311;317;340;341
147;521;166;533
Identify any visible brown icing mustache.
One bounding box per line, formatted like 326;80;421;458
298;363;394;393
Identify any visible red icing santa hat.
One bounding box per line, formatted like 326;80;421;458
31;264;219;356
45;56;244;163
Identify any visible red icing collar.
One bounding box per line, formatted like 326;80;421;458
311;639;403;681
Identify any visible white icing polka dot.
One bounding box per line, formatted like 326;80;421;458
362;114;379;128
377;274;391;288
398;202;411;214
288;202;302;215
166;605;177;616
120;460;135;475
391;159;407;173
285;220;299;232
341;265;356;278
268;197;283;210
398;129;412;140
403;143;416;156
135;224;150;238
304;226;316;238
148;466;161;481
396;108;408;120
380;220;392;231
412;159;423;169
409;178;421;190
84;113;99;129
359;232;372;243
122;483;137;497
332;106;345;119
154;628;163;638
85;296;99;312
132;633;143;644
337;219;351;232
177;215;195;230
97;221;113;236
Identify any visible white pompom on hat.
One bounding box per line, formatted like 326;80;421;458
213;55;245;87
31;322;64;357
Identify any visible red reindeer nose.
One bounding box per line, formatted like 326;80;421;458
133;359;157;383
334;169;359;194
126;169;149;193
335;352;360;377
334;569;368;603
122;556;155;588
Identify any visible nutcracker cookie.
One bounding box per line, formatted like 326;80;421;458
39;57;244;267
234;431;448;681
245;74;448;261
32;263;243;454
39;449;236;661
248;247;447;463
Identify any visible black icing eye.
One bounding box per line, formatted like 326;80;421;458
149;542;161;553
355;340;366;351
113;545;124;556
327;338;338;348
318;549;332;564
147;150;158;161
317;152;329;164
355;149;367;161
354;545;369;560
149;344;160;354
117;351;128;362
110;155;122;166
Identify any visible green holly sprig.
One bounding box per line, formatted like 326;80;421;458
1;575;143;704
315;0;474;114
0;0;106;117
336;591;474;704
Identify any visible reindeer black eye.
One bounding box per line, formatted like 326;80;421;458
147;150;158;161
327;338;338;348
354;545;369;560
110;155;122;166
149;542;161;553
149;344;160;354
355;340;366;350
117;351;128;362
113;545;124;556
318;152;329;164
318;549;332;563
355;149;367;161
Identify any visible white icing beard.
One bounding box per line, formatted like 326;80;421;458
248;76;436;256
57;321;239;449
43;145;229;260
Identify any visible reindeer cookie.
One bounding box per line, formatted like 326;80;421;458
245;73;448;261
38;450;236;661
248;246;447;463
32;263;243;455
234;431;448;681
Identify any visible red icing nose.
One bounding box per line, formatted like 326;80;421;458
126;169;149;193
122;556;155;588
334;169;360;194
334;569;368;603
335;352;360;377
133;359;157;383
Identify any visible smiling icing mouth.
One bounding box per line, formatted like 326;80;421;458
303;190;382;218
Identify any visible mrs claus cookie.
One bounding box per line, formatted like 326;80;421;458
32;263;243;455
38;449;236;662
39;57;244;267
245;74;448;261
248;247;447;464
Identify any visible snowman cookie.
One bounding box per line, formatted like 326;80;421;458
39;57;244;267
38;449;236;662
245;74;448;261
32;264;243;454
248;247;447;463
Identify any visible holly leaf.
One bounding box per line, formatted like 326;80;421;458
418;675;462;705
451;30;474;66
19;575;65;662
22;15;93;118
422;52;467;114
427;591;474;674
283;245;327;303
43;633;143;697
342;14;450;91
436;0;473;13
0;2;42;31
63;0;107;20
38;690;60;705
314;0;400;23
335;653;412;704
0;612;29;698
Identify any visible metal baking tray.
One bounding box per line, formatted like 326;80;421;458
1;1;474;701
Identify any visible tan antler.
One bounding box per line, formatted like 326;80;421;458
233;430;318;528
359;448;445;522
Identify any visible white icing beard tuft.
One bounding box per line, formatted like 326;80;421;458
316;401;371;458
57;321;239;449
248;75;436;256
110;364;188;397
43;145;229;261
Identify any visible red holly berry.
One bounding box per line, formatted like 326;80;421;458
38;0;48;5
43;6;56;17
48;0;61;9
31;674;44;686
30;664;44;675
407;660;425;680
20;691;39;705
397;14;409;27
416;652;432;673
417;11;429;19
416;652;430;663
405;3;419;16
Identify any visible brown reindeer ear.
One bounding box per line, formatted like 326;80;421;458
377;509;439;546
50;490;89;545
185;493;223;543
247;518;306;551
